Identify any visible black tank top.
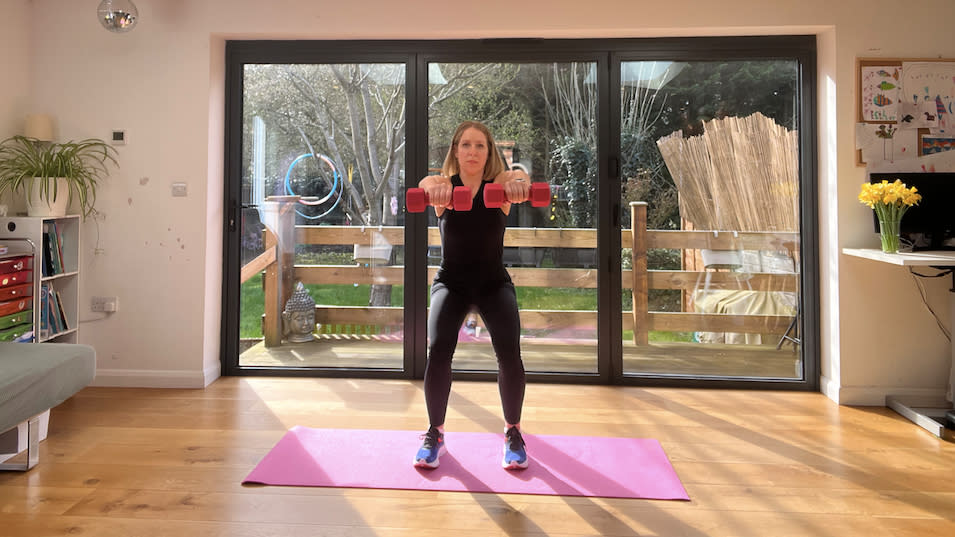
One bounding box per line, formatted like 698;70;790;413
434;174;510;292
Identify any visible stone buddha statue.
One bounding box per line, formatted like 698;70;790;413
282;281;316;343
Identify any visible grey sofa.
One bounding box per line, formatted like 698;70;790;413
0;342;95;471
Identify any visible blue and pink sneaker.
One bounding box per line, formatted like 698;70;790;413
413;426;446;469
502;426;528;470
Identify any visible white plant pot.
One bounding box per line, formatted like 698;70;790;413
26;177;70;217
353;231;393;266
700;249;743;270
354;244;393;266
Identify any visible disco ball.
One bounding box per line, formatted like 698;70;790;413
97;0;139;33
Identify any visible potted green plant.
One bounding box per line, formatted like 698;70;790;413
0;135;118;218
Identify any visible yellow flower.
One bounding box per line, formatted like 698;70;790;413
902;187;920;206
858;178;921;223
860;178;922;253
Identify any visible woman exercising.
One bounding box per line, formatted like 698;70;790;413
413;120;532;470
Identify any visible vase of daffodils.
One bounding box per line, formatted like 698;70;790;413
858;179;922;253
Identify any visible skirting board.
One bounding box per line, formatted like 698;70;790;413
822;374;948;406
93;363;221;388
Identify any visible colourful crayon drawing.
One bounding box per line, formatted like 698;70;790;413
873;94;892;106
901;62;955;133
861;65;901;121
876;124;898;160
920;136;955;155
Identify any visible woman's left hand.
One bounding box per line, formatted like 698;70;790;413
499;170;530;204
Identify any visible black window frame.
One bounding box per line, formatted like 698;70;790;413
221;36;818;392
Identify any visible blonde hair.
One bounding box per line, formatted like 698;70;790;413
441;121;505;181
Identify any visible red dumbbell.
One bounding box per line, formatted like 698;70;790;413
406;186;473;213
484;182;551;209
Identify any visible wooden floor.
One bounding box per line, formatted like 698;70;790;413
2;377;954;536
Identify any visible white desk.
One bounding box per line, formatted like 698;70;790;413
842;248;955;267
843;248;955;440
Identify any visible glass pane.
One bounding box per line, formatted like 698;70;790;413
426;62;599;375
238;63;406;369
620;60;802;379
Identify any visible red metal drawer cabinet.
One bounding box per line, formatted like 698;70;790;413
0;255;33;274
0;297;30;317
0;270;33;289
0;283;33;301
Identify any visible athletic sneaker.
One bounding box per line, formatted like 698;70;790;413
413;426;446;469
502;426;528;470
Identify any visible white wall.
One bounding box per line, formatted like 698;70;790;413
0;0;31;147
4;0;952;403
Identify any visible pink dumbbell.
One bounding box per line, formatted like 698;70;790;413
484;182;551;209
406;186;473;213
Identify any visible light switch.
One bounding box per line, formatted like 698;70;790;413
172;182;188;197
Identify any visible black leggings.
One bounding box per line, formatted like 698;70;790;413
424;280;526;426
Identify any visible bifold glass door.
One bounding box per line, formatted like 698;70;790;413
617;58;805;381
236;62;407;370
223;37;816;388
425;61;600;375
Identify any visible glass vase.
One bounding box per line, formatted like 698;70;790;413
878;217;901;254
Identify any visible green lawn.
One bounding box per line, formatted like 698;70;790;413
239;273;692;342
239;274;402;338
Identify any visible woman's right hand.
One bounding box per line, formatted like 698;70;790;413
419;175;453;212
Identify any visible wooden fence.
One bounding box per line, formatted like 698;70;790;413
243;199;799;347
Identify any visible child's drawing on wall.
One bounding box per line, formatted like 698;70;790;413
901;62;955;134
861;65;900;122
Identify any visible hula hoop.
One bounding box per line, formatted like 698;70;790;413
306;182;344;220
284;153;344;220
285;153;340;205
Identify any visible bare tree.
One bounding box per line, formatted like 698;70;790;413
244;62;499;306
543;62;679;228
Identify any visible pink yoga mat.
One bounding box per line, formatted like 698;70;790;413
244;427;689;500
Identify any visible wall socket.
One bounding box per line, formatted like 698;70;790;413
91;296;119;313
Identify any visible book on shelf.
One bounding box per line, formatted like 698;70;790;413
41;223;66;276
41;232;53;277
55;222;65;271
39;283;69;337
39;283;50;338
55;290;69;331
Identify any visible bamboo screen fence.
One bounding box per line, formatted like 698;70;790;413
656;112;799;233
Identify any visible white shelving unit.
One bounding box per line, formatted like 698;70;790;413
0;215;80;344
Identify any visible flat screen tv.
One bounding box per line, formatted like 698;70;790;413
869;172;955;251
